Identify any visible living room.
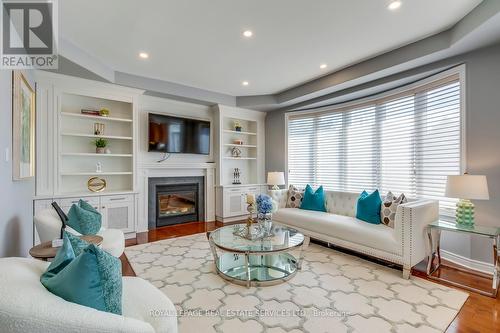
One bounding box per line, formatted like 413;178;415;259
1;1;499;332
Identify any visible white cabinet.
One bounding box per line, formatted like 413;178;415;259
33;193;137;238
216;185;266;223
100;195;135;233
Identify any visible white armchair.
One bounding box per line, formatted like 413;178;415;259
0;257;177;333
34;207;125;258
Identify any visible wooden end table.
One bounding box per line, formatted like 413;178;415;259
29;235;103;261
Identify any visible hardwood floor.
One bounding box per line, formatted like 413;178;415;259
120;222;500;332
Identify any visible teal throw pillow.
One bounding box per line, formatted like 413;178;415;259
356;190;382;224
41;243;123;315
63;230;90;257
43;233;75;278
300;184;327;212
67;199;102;235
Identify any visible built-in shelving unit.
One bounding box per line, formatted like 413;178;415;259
58;92;135;194
214;105;267;223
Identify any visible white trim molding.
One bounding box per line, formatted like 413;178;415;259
441;249;494;276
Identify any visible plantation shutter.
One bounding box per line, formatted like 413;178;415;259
287;74;462;219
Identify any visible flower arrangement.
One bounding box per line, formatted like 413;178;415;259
256;194;274;215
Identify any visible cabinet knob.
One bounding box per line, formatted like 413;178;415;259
102;206;105;209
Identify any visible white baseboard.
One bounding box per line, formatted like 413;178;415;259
440;249;494;275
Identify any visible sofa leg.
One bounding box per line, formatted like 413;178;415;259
403;267;411;279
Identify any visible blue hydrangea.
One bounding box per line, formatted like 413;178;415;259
256;194;273;214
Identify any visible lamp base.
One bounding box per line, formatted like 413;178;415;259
455;199;475;226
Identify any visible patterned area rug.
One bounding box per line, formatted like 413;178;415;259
125;233;468;333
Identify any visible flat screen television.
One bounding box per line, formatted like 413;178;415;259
148;113;210;155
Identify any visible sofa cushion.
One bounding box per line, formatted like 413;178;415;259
381;192;408;228
286;185;304;208
67;199;102;235
41;243;123;315
300;185;326;212
273;208;400;255
325;191;358;217
356;190;382;224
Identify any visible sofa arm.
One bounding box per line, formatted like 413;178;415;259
395;199;439;273
268;189;288;209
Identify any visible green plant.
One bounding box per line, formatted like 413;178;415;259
93;138;108;148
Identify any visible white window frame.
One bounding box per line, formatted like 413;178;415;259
284;64;467;192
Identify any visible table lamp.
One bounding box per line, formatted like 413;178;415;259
267;172;285;190
445;174;489;226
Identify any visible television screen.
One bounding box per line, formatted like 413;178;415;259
148;113;210;155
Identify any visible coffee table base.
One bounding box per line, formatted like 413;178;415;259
215;253;298;287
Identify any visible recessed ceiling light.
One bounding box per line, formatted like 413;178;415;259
243;30;253;38
320;64;327;69
139;52;149;59
242;81;249;86
388;1;402;10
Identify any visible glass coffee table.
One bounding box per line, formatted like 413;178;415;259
207;223;310;287
427;220;500;297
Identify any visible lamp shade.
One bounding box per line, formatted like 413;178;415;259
445;175;489;200
267;172;285;186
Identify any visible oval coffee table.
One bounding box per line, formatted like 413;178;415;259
207;223;310;287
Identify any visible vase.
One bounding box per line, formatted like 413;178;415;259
96;147;106;154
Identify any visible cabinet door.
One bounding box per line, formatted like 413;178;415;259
224;189;245;217
101;200;135;233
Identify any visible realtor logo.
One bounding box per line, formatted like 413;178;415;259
1;0;58;69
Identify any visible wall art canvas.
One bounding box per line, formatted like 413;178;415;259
12;71;35;180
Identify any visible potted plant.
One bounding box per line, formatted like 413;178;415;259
93;138;108;154
234;120;242;132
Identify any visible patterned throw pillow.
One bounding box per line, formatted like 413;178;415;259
380;191;408;228
286;185;304;208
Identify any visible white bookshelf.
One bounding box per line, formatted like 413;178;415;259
58;92;135;194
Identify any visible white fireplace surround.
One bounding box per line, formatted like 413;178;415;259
137;162;216;232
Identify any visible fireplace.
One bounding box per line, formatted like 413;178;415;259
148;177;205;229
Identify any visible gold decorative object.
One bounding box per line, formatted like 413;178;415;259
99;108;110;117
87;177;107;192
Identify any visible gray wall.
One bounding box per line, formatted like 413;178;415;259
266;42;500;264
0;70;35;257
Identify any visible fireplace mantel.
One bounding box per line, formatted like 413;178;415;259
136;163;216;232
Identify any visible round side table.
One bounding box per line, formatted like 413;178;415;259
29;235;103;261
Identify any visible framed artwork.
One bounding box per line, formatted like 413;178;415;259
12;71;36;180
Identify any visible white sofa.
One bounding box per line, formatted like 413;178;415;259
34;208;125;258
270;189;439;278
0;257;177;333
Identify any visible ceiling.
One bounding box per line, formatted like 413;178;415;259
60;0;483;97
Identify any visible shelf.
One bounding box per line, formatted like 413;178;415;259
61;133;133;140
223;130;257;136
223;157;257;160
61;172;133;176
223;144;257;148
61;153;133;157
61;112;133;123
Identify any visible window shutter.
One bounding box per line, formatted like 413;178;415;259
288;75;461;219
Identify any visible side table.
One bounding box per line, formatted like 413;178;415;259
29;235;103;261
426;220;499;297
